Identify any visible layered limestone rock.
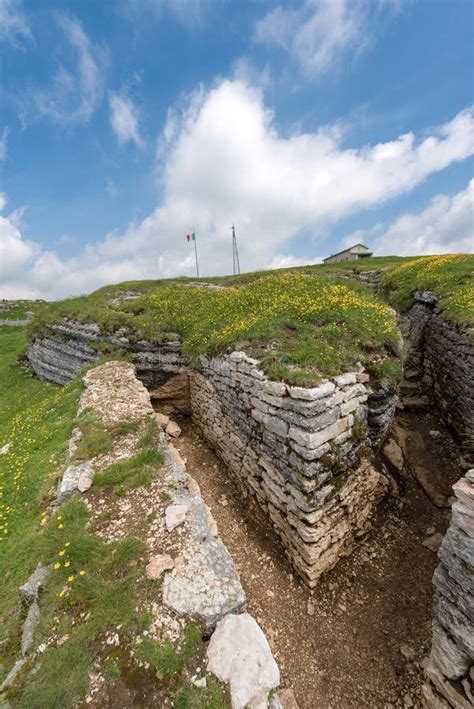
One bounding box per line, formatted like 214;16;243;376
422;471;474;708
190;352;391;586
27;320;187;387
402;294;474;458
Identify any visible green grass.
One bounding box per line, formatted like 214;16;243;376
380;253;474;327
71;412;140;462
0;300;42;321
0;329;214;707
93;448;164;496
135;624;201;679
0;327;81;646
173;678;231;709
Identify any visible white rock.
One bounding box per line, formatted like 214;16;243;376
0;441;12;455
207;613;280;709
165;504;189;531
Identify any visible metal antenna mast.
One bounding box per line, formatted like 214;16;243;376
231;224;241;276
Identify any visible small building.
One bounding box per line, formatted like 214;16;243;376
323;243;373;264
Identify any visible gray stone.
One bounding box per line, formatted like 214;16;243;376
163;540;246;632
287;382;335;401
19;563;51;602
165;503;189;531
334;372;357;387
431;621;471;679
0;659;26;693
56;461;94;503
21;600;40;656
289;417;348;450
207;613;280;709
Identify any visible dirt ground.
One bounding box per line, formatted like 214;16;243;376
171;405;461;709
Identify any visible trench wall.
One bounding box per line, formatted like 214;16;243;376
190;352;393;586
26;320;397;586
422;471;474;708
402;298;474;457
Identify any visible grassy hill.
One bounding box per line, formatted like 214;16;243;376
28;253;473;386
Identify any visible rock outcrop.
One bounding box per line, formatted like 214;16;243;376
27;320;187;387
422;471;474;708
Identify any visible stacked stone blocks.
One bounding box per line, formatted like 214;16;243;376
422;471;474;708
190;352;390;587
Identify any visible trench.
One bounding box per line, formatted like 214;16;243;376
151;381;461;709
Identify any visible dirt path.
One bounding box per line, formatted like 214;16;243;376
169;406;461;709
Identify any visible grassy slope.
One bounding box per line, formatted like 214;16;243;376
26;253;473;386
380;254;474;328
0;328;229;708
30;267;403;386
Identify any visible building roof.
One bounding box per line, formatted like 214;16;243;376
323;243;373;263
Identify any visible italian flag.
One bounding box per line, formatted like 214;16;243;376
186;232;196;242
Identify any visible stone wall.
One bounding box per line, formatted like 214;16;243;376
422;471;474;708
401;295;474;457
27;320;187;387
190;352;392;587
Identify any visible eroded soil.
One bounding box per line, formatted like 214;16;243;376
171;404;461;709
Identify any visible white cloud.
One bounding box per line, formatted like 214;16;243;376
0;0;31;47
34;13;106;126
0;127;8;160
0;197;38;298
108;91;144;148
372;179;474;255
1;80;473;299
255;0;405;77
267;254;323;270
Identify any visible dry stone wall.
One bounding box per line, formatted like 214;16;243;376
402;294;474;458
190;352;391;587
422;471;474;708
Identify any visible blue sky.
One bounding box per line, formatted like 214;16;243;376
0;0;473;298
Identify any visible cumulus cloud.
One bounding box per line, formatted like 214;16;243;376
1;80;473;299
34;13;106;126
255;0;405;77
0;0;31;47
372;179;474;255
0;196;38;298
108;91;144;148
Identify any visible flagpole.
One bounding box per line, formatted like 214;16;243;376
193;233;199;278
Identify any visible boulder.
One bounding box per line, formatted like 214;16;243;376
19;563;51;602
56;461;94;503
207;613;280;709
163;540;246;633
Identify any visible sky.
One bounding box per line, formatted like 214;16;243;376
0;0;473;300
